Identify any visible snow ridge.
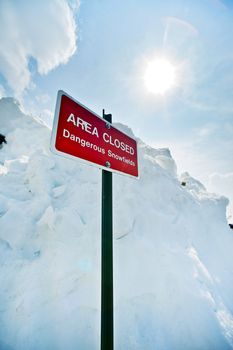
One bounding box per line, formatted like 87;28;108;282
0;97;233;350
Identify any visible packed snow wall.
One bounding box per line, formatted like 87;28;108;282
0;97;233;350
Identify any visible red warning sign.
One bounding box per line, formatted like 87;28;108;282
50;91;138;178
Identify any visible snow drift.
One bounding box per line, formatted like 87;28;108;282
0;97;233;350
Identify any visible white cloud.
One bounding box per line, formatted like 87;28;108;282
0;0;78;98
208;172;233;197
196;123;217;139
0;85;6;98
41;109;54;128
36;94;51;104
208;172;233;219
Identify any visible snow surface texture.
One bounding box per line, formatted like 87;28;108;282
0;97;233;350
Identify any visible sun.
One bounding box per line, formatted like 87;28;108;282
144;58;176;95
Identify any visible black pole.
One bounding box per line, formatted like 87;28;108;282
101;110;113;350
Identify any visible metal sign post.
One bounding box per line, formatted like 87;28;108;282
101;110;114;350
50;91;139;350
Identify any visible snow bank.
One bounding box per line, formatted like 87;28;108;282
0;97;233;350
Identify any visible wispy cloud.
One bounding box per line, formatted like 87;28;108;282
208;172;233;218
36;94;51;104
0;85;5;98
184;57;233;115
0;0;78;98
196;123;217;139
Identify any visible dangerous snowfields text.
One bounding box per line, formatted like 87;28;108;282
62;113;136;167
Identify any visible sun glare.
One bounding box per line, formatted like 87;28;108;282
144;58;176;95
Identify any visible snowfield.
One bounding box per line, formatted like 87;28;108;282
0;97;233;350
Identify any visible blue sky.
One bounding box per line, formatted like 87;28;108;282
0;0;233;218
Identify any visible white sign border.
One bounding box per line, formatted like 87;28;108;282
50;90;139;179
